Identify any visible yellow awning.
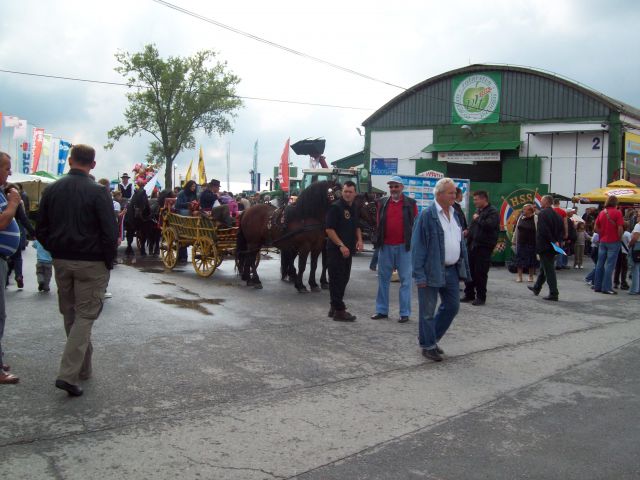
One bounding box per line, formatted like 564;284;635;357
572;180;640;204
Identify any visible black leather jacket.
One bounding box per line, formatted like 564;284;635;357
36;169;118;267
467;203;499;250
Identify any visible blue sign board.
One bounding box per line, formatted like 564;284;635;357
371;158;398;175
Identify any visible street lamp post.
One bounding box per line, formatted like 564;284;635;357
173;163;178;189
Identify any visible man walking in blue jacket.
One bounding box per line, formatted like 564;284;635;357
412;178;470;362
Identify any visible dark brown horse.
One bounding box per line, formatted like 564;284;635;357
236;181;339;290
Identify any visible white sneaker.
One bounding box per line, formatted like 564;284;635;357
104;292;113;299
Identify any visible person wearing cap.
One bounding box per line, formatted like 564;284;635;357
371;176;418;323
118;173;133;201
199;179;220;210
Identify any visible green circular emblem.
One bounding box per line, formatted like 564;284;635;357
359;168;369;180
454;74;499;123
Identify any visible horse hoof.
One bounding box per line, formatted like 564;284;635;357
310;286;321;292
254;283;263;289
297;287;309;293
321;283;329;290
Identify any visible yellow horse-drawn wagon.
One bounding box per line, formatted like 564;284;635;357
160;210;238;277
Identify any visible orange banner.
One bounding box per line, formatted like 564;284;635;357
279;138;290;192
31;127;45;172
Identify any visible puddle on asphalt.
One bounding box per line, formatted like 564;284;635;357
139;268;167;274
145;294;224;315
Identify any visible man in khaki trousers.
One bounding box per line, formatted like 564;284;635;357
37;145;117;397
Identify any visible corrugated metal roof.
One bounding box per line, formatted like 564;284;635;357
363;64;640;128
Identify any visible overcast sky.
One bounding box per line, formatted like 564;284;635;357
1;0;639;190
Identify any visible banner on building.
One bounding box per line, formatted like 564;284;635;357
452;72;501;124
625;132;640;185
57;140;71;175
371;158;398;175
21;141;31;174
30;128;45;172
278;138;290;192
13;119;27;139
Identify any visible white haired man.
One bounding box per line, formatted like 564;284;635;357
412;177;470;362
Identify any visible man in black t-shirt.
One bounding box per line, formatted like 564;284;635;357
325;181;363;321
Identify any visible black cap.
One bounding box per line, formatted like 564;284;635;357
209;179;220;187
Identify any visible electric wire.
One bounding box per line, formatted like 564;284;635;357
149;0;407;91
0;68;372;111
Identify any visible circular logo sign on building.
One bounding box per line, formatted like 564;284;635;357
452;73;501;124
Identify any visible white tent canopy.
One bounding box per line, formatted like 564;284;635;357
7;172;56;184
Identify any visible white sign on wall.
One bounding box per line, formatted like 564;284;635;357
438;151;500;163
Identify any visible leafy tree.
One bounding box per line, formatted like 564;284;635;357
105;44;242;188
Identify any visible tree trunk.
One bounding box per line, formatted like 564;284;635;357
165;156;173;190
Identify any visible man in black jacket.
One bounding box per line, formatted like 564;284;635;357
37;144;117;397
462;191;499;306
528;194;564;301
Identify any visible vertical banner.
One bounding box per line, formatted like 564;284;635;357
184;158;193;185
13;119;27;139
0;112;2;134
21;141;31;174
57;140;71;175
197;146;207;184
30;128;45;172
42;134;52;172
278;138;290;192
252;139;258;191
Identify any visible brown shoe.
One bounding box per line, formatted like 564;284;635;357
333;310;356;322
0;372;19;384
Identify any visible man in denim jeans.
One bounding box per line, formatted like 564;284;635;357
371;176;418;323
412;178;470;362
593;195;623;294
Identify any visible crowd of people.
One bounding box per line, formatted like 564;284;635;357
510;197;640;298
1;144;639;389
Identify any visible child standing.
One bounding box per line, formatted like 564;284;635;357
32;240;52;292
574;222;590;269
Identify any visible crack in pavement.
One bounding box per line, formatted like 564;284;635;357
174;448;286;479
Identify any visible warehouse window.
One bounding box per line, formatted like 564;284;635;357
446;161;502;182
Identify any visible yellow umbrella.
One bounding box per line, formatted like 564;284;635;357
573;179;640;204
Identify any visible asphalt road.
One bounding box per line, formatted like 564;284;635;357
1;246;639;479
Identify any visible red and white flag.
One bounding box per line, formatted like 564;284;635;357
13;119;27;139
278;138;290;192
31;128;45;172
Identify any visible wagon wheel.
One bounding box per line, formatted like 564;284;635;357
161;228;178;269
215;251;224;268
192;238;217;277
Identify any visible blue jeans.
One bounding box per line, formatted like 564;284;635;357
417;266;460;350
0;259;7;366
375;244;412;317
629;259;640;294
369;246;379;270
555;250;568;268
594;241;621;292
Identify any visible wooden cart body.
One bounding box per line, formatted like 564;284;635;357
160;210;238;277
